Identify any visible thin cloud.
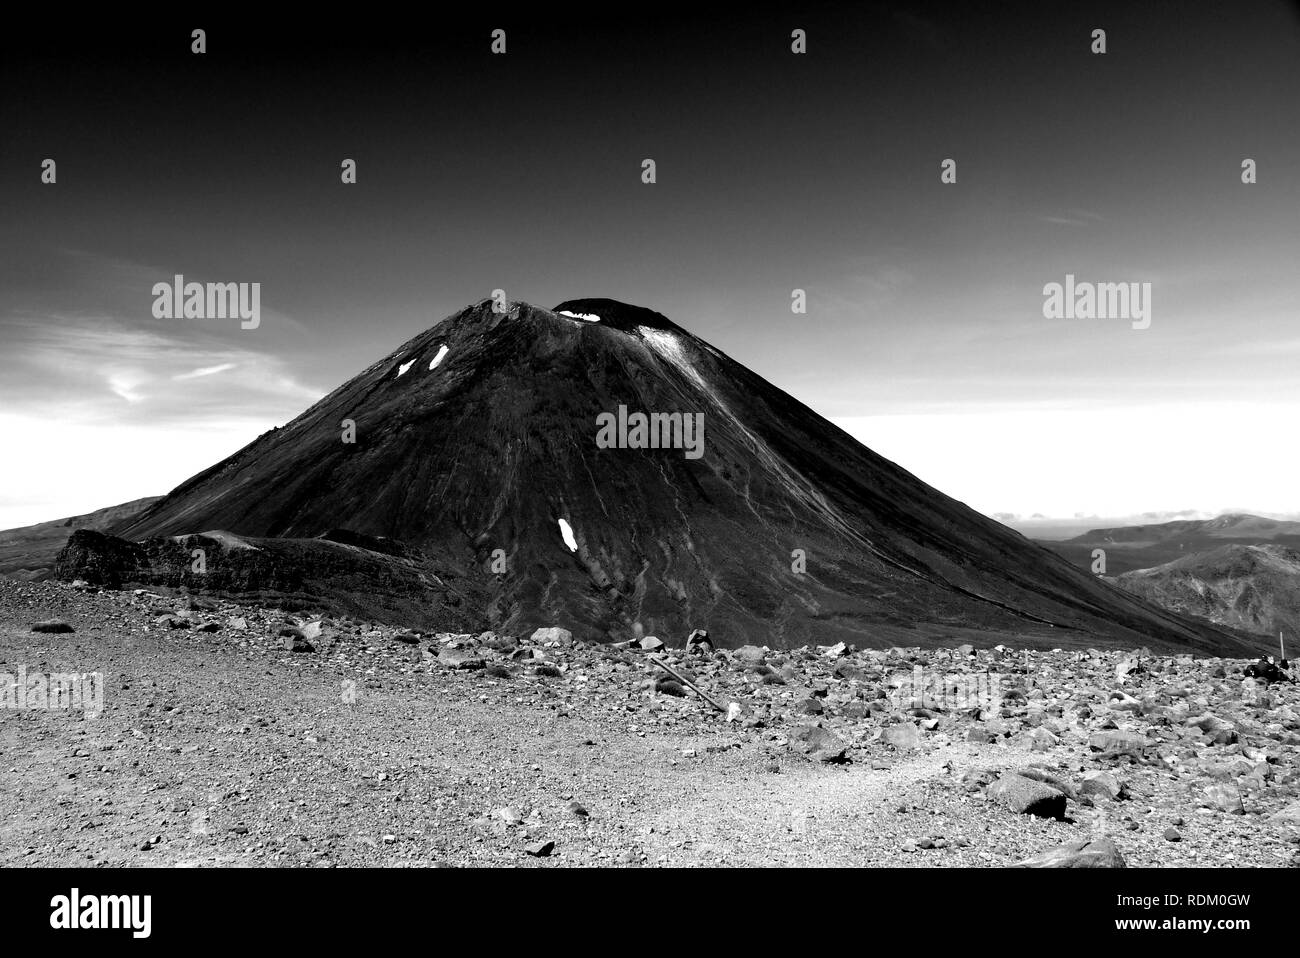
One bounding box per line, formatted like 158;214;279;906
173;362;238;381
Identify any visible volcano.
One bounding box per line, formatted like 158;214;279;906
107;298;1258;653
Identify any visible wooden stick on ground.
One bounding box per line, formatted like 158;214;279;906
649;655;726;712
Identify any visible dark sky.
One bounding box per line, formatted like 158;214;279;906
2;2;1299;527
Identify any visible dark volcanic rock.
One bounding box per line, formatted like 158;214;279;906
53;529;482;633
987;773;1067;819
95;299;1256;652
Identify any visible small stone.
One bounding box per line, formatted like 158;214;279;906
494;807;524;825
525;840;555;857
1164;827;1182;842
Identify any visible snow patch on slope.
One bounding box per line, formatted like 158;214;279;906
397;359;416;377
429;344;450;369
558;518;578;552
559;310;601;323
638;326;710;394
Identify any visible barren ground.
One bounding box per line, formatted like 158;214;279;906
2;579;1298;868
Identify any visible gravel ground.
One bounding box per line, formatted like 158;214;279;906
2;578;1298;868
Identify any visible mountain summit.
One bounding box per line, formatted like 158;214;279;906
112;298;1254;652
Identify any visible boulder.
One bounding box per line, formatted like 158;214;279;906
788;724;848;763
1202;783;1245;814
1269;802;1300;825
685;629;713;654
987;773;1066;818
1016;837;1126;868
438;648;485;670
1087;730;1152;755
280;628;314;653
883;722;922;750
1079;770;1126;802
530;627;573;647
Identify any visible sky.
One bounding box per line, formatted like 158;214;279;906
2;2;1299;531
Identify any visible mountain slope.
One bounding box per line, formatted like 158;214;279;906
1113;544;1300;642
110;298;1257;653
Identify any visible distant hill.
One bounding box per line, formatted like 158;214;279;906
1039;513;1300;576
0;497;161;579
1113;544;1300;643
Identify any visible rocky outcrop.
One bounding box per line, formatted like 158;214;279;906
53;528;483;632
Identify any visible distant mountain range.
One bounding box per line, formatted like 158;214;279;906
1039;514;1300;576
1114;544;1300;645
1038;515;1300;642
